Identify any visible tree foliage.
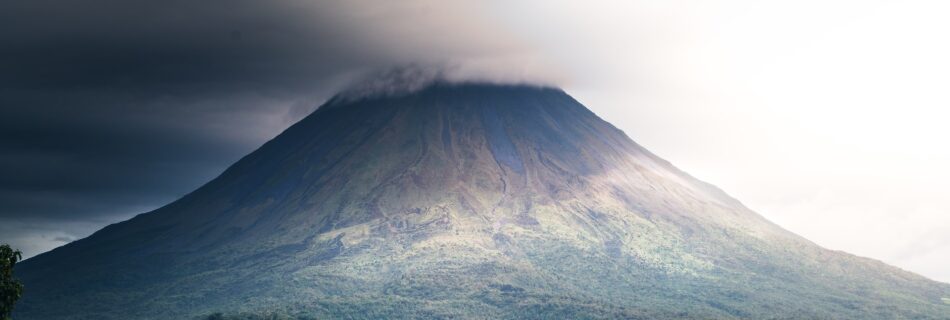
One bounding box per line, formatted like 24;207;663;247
0;244;23;320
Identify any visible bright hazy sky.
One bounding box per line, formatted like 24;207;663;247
496;1;950;282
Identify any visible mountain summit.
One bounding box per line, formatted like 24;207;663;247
16;83;950;319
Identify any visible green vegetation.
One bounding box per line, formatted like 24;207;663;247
1;244;24;320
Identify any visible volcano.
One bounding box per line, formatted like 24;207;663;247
15;83;950;319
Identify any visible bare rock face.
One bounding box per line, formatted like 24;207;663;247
16;83;950;319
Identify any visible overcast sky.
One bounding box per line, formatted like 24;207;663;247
2;0;948;282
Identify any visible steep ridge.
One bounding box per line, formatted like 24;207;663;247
16;83;950;319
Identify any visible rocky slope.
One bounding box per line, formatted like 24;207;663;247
16;83;950;319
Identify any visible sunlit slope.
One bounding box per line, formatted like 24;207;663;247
17;84;950;319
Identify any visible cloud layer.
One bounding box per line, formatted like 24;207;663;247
0;0;558;256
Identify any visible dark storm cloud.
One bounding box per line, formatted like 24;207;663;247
0;0;376;89
0;0;360;216
0;0;531;91
0;0;547;258
0;71;332;256
0;0;394;256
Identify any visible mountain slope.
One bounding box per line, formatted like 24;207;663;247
16;83;950;319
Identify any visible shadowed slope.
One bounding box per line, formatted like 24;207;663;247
16;84;950;319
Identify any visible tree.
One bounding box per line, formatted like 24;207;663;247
0;244;23;320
